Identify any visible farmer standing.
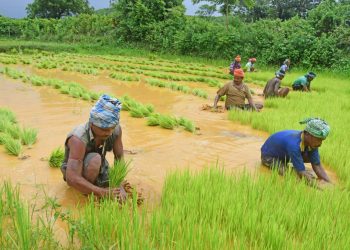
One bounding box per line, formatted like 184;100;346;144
261;118;331;184
263;71;289;98
292;72;317;92
229;55;241;75
214;68;262;111
61;94;126;201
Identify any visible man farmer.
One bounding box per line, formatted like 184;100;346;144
61;94;126;200
292;72;316;92
244;58;256;72
279;59;290;73
263;71;289;98
261;118;331;184
229;55;241;75
213;68;262;111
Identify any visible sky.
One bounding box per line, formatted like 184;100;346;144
0;0;203;18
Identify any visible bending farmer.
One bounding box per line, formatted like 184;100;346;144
261;118;331;184
214;68;262;111
244;58;256;72
61;94;126;200
229;55;241;75
292;72;316;92
279;59;290;73
263;71;289;98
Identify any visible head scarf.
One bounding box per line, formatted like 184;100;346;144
234;68;245;77
89;94;122;128
275;70;285;78
299;118;330;139
306;72;316;78
235;55;241;62
284;59;290;65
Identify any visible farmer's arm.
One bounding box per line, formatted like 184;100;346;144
246;87;259;112
213;94;221;109
289;149;316;185
309;149;330;182
113;126;124;163
65;136;109;197
214;84;228;108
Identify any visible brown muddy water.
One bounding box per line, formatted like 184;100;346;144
0;66;337;208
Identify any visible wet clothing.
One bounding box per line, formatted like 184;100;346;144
263;77;282;98
292;76;310;91
229;61;241;74
61;122;121;187
261;130;320;172
217;81;252;110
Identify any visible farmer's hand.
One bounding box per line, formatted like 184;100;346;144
104;186;127;203
300;170;317;185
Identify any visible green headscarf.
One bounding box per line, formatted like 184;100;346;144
299;118;330;139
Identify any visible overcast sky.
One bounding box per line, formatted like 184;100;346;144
0;0;203;18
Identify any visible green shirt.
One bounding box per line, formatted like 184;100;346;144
292;76;309;88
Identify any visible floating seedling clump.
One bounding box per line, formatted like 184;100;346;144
48;147;65;168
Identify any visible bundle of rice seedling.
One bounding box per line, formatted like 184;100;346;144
20;128;38;146
48;147;65;168
6;125;21;139
158;115;177;130
4;138;22;156
109;160;131;187
130;107;145;118
147;114;160;126
0;133;11;145
0;108;17;124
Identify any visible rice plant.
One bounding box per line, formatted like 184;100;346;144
158;115;177;130
178;117;196;133
0;108;17;124
20;128;38;146
6;125;21;139
48;147;64;168
4;138;22;156
147;114;160;126
109;160;131;187
0;132;11;145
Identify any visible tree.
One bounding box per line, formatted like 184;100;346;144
192;0;255;29
26;0;94;19
195;4;217;18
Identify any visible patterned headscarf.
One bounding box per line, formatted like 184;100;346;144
300;118;330;139
89;94;122;128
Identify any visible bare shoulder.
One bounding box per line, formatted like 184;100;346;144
67;136;86;160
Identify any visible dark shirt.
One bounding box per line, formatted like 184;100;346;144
263;77;281;98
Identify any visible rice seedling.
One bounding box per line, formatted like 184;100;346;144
4;138;22;156
130;107;145;118
6;125;21;139
147;114;160;126
158;115;177;130
109;160;131;187
20;128;38;146
48;147;64;168
59;86;70;94
109;72;140;81
0;108;17;124
82;93;91;101
177;117;196;133
192;88;208;99
0;132;11;145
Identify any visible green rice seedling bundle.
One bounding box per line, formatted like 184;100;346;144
6;125;21;140
109;72;139;81
0;57;17;64
59;86;70;94
109;160;130;187
158;115;177;130
0;132;11;145
68;89;82;98
82;93;91;101
48;147;64;168
20;128;37;146
0;108;17;124
180;85;191;94
145;104;154;113
29;76;45;86
19;58;32;65
177;117;196;133
192;89;208;99
3;67;24;79
4;138;22;156
130;107;145;118
147;113;160;126
89;92;100;101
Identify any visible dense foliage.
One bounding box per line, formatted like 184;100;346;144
0;0;349;71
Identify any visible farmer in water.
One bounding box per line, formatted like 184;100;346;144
292;72;316;92
263;70;289;98
61;94;126;201
261;118;331;184
213;68;262;111
229;55;241;75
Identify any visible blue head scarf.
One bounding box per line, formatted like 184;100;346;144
89;94;122;128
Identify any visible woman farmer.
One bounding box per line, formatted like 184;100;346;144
261;118;331;184
229;55;242;75
292;72;317;92
244;58;256;72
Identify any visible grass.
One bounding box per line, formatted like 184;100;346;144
48;147;64;168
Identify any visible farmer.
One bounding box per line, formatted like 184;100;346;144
245;58;256;72
213;68;262;111
279;59;290;73
229;55;241;75
292;72;316;92
261;118;331;184
263;71;289;98
61;94;126;201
